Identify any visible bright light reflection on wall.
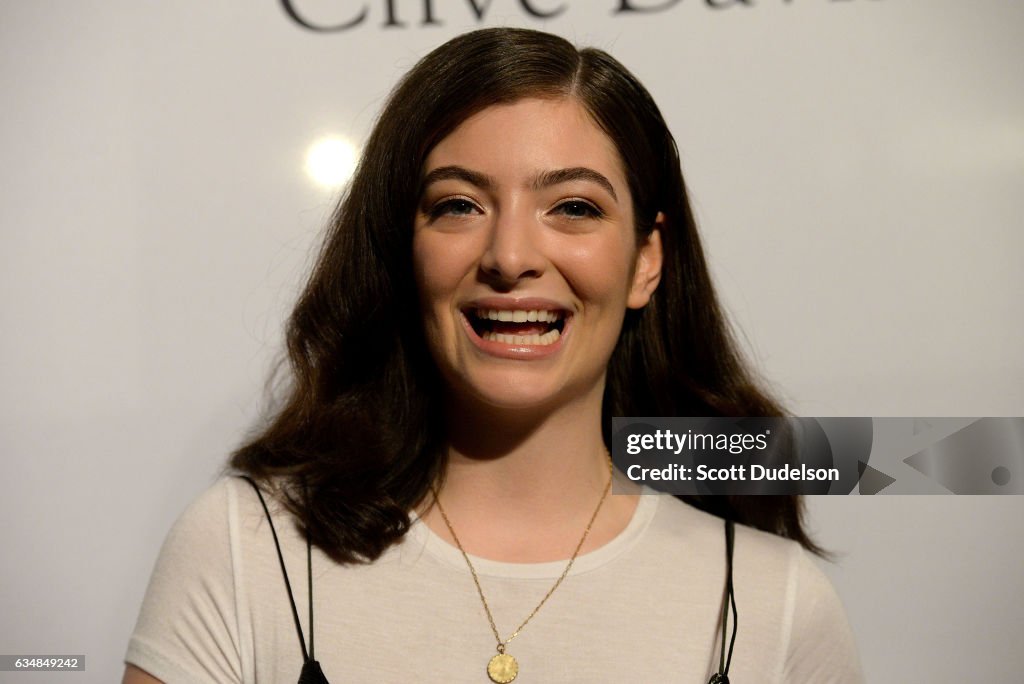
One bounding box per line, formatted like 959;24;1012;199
305;137;358;188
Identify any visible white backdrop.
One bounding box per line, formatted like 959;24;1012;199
2;1;1022;682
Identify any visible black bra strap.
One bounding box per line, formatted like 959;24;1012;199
242;477;312;663
709;519;738;684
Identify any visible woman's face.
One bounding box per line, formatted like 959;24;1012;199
412;97;662;412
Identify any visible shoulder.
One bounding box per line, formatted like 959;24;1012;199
165;477;235;540
664;498;850;634
155;475;308;595
650;494;822;582
163;475;301;544
125;477;293;684
649;496;863;682
729;520;862;682
648;494;801;570
140;478;240;587
781;545;864;682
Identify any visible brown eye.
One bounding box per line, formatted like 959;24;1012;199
431;198;479;218
554;200;603;219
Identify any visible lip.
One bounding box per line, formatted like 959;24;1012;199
460;297;572;360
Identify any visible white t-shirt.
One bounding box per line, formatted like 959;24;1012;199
125;477;863;683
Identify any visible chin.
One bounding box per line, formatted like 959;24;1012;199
446;365;603;416
464;374;564;412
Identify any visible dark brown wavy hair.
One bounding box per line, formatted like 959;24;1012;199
230;27;821;563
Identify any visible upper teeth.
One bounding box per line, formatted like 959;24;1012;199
474;308;563;323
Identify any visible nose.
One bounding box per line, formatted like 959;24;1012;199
478;205;545;287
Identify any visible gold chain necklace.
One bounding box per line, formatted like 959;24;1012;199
431;457;614;684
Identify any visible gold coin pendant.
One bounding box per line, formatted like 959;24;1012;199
487;653;518;683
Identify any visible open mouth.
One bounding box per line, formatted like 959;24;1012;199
462;307;569;346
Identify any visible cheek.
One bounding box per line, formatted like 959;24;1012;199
412;233;474;321
560;239;637;305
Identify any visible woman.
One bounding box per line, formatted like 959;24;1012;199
124;28;862;683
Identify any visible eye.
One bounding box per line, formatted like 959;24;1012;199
429;197;481;219
553;199;604;220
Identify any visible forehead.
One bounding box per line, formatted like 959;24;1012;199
423;97;627;190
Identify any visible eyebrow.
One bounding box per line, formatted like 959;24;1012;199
421;166;496;193
532;167;618;202
420;165;618;202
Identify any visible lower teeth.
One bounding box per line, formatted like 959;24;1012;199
484;329;560;346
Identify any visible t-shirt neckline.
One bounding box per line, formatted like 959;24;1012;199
405;492;659;579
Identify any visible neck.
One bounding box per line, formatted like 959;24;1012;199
420;382;640;563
